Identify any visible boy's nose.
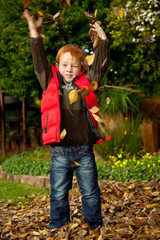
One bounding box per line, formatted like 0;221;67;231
67;65;72;71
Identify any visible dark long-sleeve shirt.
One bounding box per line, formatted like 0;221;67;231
30;37;110;146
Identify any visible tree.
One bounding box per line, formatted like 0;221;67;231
104;0;160;97
0;0;111;98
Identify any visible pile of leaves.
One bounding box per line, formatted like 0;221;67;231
0;180;160;239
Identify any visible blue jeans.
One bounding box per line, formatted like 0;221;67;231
49;145;103;229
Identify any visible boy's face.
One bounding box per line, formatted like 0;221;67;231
57;52;81;83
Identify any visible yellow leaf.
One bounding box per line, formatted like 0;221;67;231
98;235;103;240
60;129;67;140
32;231;40;236
73;160;82;167
4;221;12;226
70;223;79;230
119;8;124;19
92;113;104;123
89;106;99;114
69;89;78;104
147;203;160;209
90;81;98;91
86;53;95;66
37;11;43;16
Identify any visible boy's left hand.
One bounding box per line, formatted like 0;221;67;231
90;22;107;40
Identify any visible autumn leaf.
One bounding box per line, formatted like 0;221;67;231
60;128;67;140
23;0;32;9
69;89;79;104
60;0;71;8
84;11;95;21
92;113;104;123
90;81;98;91
106;97;111;104
108;119;117;132
86;53;95;66
101;58;107;68
78;88;90;96
89;106;99;114
72;161;82;167
113;8;124;19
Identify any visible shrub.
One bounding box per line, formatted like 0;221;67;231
97;151;160;182
2;147;51;176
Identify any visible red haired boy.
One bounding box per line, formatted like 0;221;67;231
23;9;110;230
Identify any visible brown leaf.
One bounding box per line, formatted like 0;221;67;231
90;81;98;91
101;58;108;68
23;0;32;9
78;88;90;96
84;11;95;21
60;0;71;8
113;8;124;19
106;97;111;104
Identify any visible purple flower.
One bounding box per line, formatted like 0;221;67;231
124;9;127;15
131;20;136;24
157;11;160;14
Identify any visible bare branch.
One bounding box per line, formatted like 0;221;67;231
98;84;141;93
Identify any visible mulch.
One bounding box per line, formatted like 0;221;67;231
0;179;160;239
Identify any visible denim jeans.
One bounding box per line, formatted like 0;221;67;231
49;145;103;229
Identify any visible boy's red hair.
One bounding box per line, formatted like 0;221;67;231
56;44;88;72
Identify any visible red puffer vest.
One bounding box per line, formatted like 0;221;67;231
41;65;103;145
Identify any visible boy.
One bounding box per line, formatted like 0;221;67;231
23;9;110;230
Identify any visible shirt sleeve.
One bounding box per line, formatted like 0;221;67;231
30;37;52;91
86;39;110;83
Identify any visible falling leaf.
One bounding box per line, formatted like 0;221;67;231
60;0;71;8
113;8;124;19
69;89;78;104
78;88;90;96
108;119;117;132
94;9;98;18
84;11;95;21
89;106;99;114
86;54;95;66
92;113;104;123
90;81;98;91
106;97;111;104
101;58;107;68
72;161;82;167
23;0;32;9
119;8;124;19
60;128;67;140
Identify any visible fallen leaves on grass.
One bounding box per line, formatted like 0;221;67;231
0;180;160;239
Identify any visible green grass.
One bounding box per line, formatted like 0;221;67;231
0;179;50;204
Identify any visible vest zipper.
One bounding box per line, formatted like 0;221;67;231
44;112;49;134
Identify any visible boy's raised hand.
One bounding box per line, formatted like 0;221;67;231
90;22;107;40
23;9;39;38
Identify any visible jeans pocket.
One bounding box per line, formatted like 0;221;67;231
51;146;64;157
80;146;93;156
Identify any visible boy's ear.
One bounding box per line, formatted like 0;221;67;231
56;63;59;68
